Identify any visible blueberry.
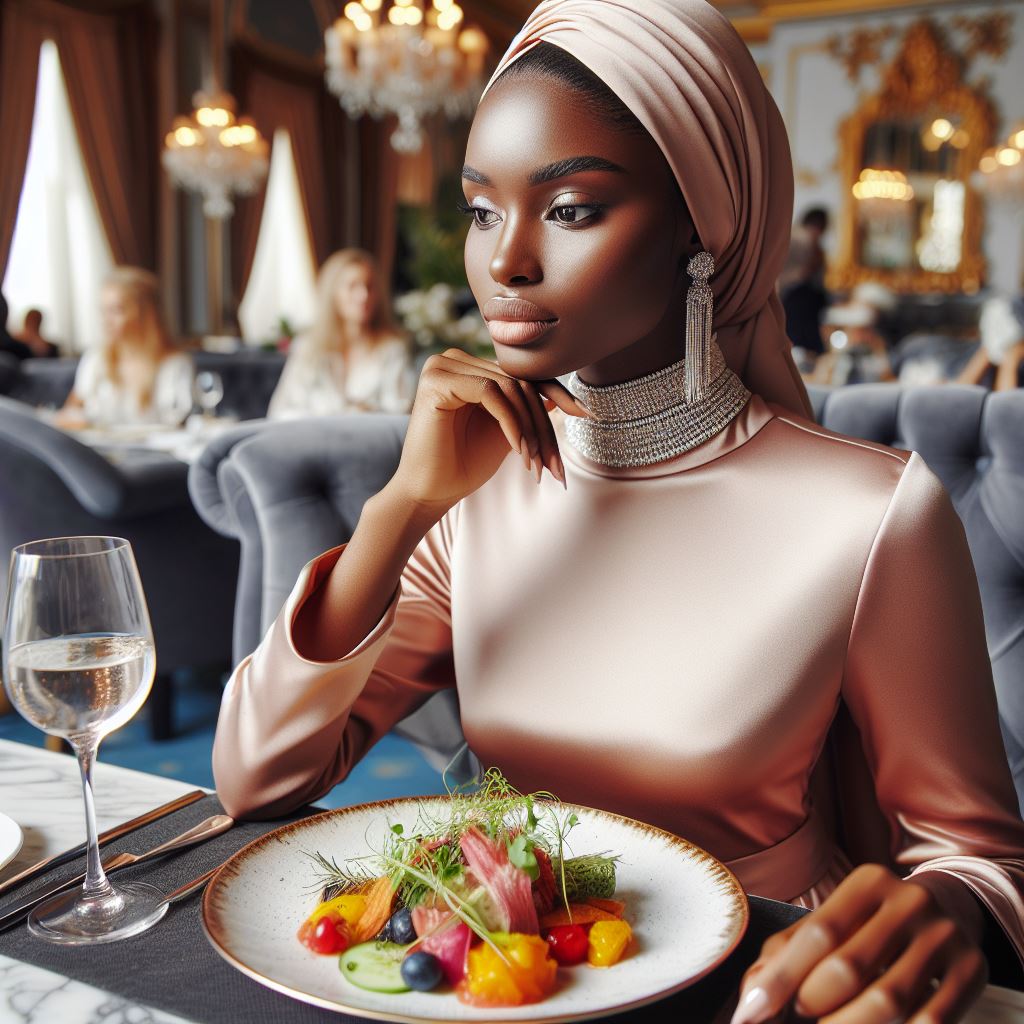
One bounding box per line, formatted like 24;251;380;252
389;907;416;945
400;951;443;991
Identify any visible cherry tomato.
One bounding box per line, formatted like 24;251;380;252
302;913;351;955
542;924;589;966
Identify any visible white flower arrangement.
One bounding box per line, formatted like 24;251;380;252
394;283;494;359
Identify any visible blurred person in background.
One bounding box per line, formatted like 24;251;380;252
13;308;59;358
956;295;1024;392
57;266;194;427
778;206;830;359
0;291;33;361
808;282;897;386
268;248;414;419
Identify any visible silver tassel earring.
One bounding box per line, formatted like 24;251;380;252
685;251;715;404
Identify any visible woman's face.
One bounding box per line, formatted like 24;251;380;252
463;72;696;384
100;285;140;347
334;263;377;330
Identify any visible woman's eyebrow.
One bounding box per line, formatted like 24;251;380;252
461;155;627;187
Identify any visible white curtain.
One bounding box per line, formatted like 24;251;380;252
237;128;318;345
2;40;114;353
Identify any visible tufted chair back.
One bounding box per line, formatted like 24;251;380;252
807;384;1024;807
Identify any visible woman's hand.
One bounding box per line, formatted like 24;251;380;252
388;348;590;517
731;864;988;1024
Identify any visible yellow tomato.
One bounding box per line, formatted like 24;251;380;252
458;933;558;1007
587;919;632;967
307;893;368;929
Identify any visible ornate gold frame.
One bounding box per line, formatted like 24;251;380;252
830;19;996;294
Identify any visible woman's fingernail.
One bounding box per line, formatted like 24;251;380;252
548;454;566;489
729;986;771;1024
533;455;543;484
575;399;593;418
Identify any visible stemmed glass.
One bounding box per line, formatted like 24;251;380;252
2;536;166;943
193;371;224;418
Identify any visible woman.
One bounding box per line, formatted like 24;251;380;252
956;295;1024;392
268;248;413;418
213;3;1024;1021
59;266;192;426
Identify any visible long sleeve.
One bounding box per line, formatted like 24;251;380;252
212;511;459;819
842;452;1024;959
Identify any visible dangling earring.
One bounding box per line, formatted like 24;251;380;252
685;251;715;404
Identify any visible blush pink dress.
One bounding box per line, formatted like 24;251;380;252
212;395;1024;957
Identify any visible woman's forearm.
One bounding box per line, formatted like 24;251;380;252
290;483;443;662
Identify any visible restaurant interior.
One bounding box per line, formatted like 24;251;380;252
0;0;1023;1020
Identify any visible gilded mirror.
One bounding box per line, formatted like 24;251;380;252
832;20;996;294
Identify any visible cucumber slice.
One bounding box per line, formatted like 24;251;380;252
339;941;412;993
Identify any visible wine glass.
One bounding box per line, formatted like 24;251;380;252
2;536;167;944
192;371;224;418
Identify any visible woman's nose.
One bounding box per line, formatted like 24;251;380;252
489;216;543;286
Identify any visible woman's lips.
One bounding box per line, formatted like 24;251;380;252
482;297;558;347
486;318;557;346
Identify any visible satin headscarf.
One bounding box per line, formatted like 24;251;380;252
481;0;812;418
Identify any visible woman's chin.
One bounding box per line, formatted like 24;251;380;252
493;343;577;383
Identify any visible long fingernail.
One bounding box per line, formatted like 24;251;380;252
518;438;532;472
548;454;566;489
533;455;543;484
574;399;593;418
729;986;771;1024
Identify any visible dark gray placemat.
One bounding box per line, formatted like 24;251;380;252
0;794;805;1022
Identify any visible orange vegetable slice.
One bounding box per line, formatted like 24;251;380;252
585;897;625;918
351;876;397;943
538;902;618;929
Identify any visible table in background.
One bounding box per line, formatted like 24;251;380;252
0;740;1020;1024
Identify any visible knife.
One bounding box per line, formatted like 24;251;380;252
0;812;233;932
0;789;206;899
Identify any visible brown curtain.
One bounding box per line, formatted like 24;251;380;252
231;43;348;303
0;2;47;278
357;116;401;287
0;0;157;276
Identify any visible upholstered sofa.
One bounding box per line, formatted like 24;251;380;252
1;350;286;421
189;384;1024;806
0;396;240;738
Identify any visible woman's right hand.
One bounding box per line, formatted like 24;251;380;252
388;348;591;518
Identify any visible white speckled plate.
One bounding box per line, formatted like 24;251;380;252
202;798;747;1023
0;811;23;872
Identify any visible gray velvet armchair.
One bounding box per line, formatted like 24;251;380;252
0;396;239;738
189;414;468;779
190;386;1024;806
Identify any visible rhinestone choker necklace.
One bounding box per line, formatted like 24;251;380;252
564;343;751;468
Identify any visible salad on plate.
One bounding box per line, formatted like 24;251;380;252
294;769;632;1008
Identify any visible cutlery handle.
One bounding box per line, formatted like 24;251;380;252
126;814;234;865
162;866;218;906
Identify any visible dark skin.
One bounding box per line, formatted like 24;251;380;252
292;72;989;1024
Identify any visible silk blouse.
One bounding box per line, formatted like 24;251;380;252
213;394;1024;959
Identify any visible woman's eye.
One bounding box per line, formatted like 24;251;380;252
456;201;500;228
549;204;603;226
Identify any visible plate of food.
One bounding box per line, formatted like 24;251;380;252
202;770;748;1022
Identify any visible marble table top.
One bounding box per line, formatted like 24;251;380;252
0;738;1020;1024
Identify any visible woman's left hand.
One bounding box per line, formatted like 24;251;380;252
730;864;988;1024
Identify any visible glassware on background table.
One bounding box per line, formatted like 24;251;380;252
2;536;166;944
193;371;224;418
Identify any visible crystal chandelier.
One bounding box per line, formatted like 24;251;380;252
162;90;269;219
325;0;489;153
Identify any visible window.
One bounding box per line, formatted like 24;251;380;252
3;40;114;352
237;128;318;344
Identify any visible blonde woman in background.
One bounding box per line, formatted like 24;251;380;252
268;249;414;419
58;267;194;427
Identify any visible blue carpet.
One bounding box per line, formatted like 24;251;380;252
0;672;449;808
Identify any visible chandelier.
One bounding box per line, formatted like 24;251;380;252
973;125;1024;203
162;90;269;219
325;0;489;153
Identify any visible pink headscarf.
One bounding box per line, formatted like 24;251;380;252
482;0;812;418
